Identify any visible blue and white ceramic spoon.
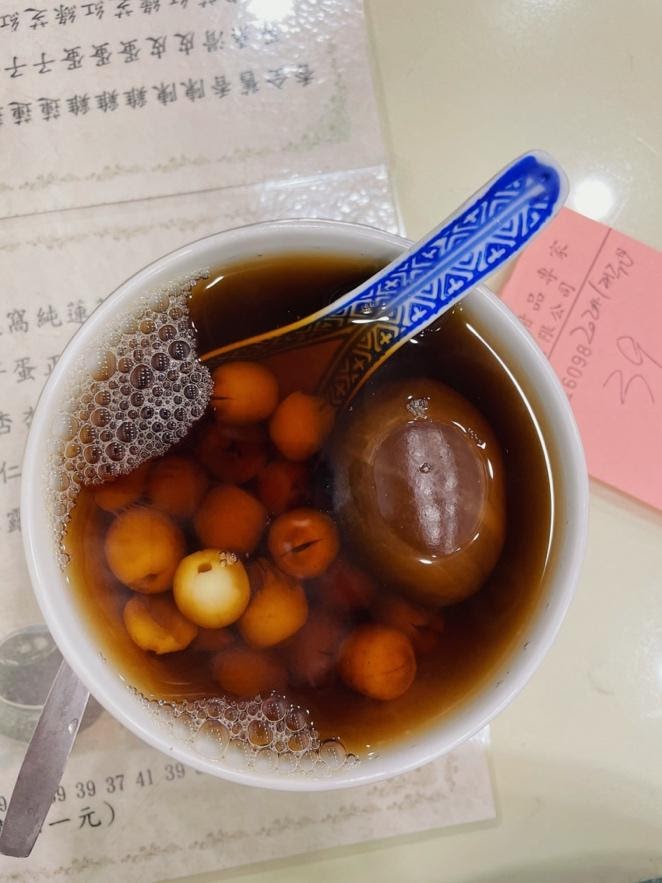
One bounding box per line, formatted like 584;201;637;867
202;150;568;406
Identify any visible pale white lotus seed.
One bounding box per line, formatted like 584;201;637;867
173;549;250;628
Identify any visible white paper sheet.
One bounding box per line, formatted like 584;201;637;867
0;719;493;883
0;0;387;216
0;1;495;877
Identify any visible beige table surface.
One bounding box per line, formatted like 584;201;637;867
175;2;662;881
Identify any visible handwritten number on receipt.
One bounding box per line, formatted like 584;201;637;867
603;335;660;405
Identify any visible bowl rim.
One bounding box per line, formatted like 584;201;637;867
21;218;589;791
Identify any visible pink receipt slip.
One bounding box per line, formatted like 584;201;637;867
501;207;662;511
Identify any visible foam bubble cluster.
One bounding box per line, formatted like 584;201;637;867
51;275;212;553
145;692;358;776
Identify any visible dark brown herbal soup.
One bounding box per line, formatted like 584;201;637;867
64;252;553;758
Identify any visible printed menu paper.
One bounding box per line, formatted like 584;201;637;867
501;207;662;512
0;0;387;216
0;1;495;879
0;719;494;883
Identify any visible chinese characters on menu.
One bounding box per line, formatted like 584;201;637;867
0;2;497;880
0;0;389;580
2;2;315;127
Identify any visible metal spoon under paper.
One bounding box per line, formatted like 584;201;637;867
0;662;89;857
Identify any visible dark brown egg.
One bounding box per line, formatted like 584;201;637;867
332;378;505;606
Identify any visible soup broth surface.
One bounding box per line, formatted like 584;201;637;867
65;252;554;756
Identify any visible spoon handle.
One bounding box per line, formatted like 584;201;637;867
319;150;567;403
202;151;567;405
0;661;89;857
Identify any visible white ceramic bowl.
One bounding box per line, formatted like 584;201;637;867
21;220;588;790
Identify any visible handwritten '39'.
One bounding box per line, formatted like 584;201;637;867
603;336;662;405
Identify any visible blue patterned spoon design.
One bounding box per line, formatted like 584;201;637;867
202;151;568;406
